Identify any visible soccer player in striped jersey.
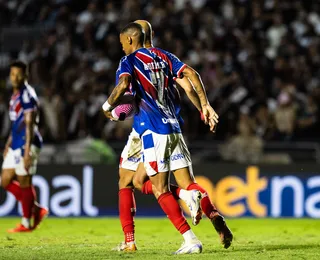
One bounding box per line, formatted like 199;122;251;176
108;36;204;253
103;23;203;254
108;21;232;252
1;61;48;232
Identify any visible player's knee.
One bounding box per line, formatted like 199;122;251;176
132;175;143;191
118;178;132;189
118;168;134;188
1;177;10;188
17;176;31;188
118;173;134;189
1;171;13;188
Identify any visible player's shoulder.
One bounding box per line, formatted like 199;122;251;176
25;83;37;95
120;56;127;63
119;53;135;64
20;83;38;102
117;56;127;70
153;47;171;55
151;47;180;61
149;47;166;55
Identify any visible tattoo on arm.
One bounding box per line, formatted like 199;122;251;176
183;66;209;107
107;75;131;107
176;78;202;111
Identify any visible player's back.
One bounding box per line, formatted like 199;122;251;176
148;47;186;126
119;48;181;135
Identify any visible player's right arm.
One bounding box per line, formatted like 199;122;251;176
175;77;202;112
102;75;131;116
102;56;133;116
3;134;12;158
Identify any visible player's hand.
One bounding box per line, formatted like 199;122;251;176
103;110;118;122
24;152;32;172
201;104;219;132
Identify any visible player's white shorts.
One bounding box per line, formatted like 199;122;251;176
2;145;40;176
120;129;142;171
141;130;192;176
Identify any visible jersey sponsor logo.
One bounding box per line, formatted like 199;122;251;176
162;118;178;124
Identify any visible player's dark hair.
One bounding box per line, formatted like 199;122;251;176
121;22;145;45
10;60;28;75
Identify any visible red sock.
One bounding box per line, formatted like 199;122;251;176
141;180;153;195
158;192;190;234
21;187;35;218
187;183;217;219
5;181;22;201
119;188;136;243
170;184;181;201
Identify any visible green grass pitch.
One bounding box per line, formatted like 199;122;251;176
0;218;319;259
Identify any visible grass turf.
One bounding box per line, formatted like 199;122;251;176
0;218;319;259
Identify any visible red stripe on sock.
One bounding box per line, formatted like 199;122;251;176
158;192;190;234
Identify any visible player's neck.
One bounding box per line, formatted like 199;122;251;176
13;83;23;94
145;42;153;48
132;44;144;52
13;88;20;94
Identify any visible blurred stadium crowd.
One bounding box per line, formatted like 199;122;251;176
0;0;319;150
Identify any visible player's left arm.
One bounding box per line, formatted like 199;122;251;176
182;65;218;132
24;110;36;170
102;75;131;118
176;77;201;112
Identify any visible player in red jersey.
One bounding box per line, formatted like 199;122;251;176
1;61;48;232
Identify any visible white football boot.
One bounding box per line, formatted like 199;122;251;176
184;190;203;225
174;239;203;254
